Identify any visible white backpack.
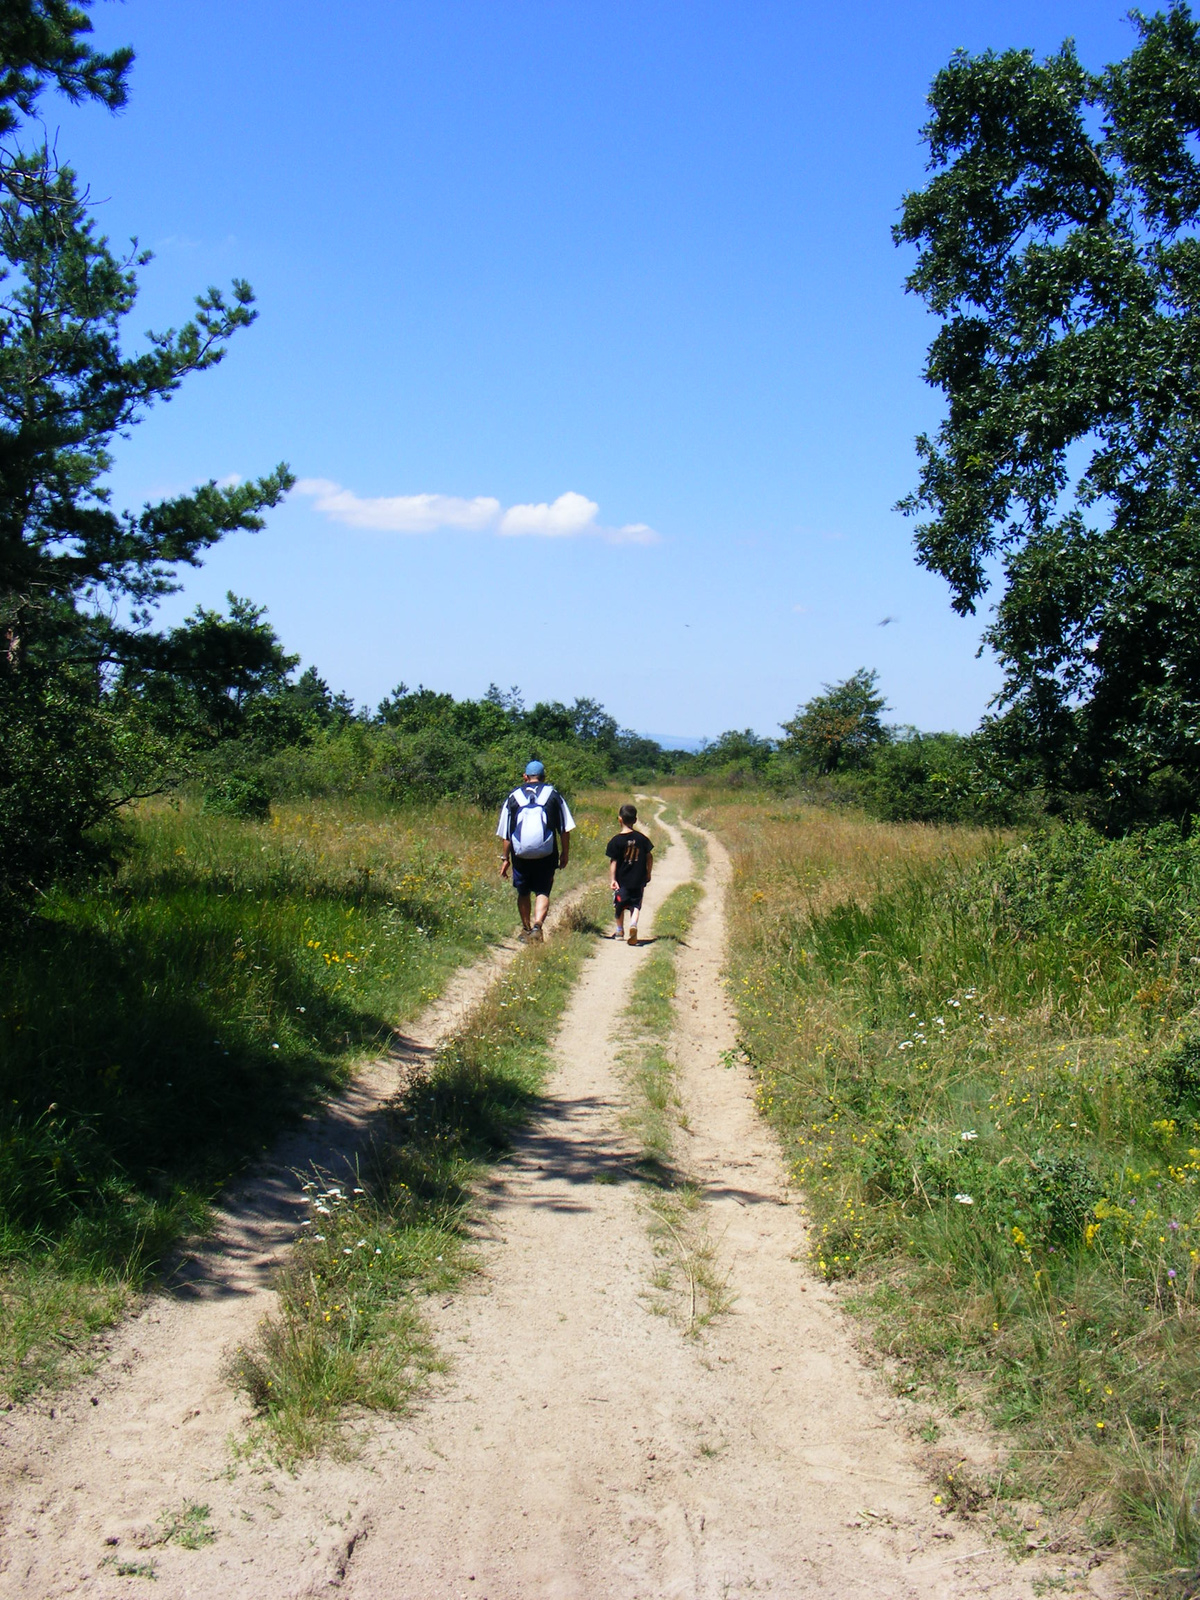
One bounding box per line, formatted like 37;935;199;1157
508;784;556;859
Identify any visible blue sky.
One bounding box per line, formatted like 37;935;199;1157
67;0;1137;741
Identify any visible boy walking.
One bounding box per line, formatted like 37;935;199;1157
606;803;653;945
497;760;575;942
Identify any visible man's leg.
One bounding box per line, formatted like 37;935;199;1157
517;891;533;931
533;892;551;931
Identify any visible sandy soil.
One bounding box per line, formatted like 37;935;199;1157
0;814;1098;1598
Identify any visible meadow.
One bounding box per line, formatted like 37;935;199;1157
0;792;608;1401
676;787;1200;1593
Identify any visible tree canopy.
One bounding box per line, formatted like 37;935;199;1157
896;2;1200;809
0;0;131;139
780;669;887;773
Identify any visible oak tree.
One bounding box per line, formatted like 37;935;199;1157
896;3;1200;809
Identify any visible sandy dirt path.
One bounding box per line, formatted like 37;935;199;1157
0;813;1056;1599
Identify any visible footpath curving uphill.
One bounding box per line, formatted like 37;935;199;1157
0;809;1053;1599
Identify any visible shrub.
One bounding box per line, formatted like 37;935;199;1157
867;730;1014;824
988;822;1200;956
203;772;273;820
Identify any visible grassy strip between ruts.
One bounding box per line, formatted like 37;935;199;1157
227;884;609;1463
691;787;1200;1595
617;850;729;1335
654;806;708;876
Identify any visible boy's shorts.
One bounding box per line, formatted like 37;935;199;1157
613;884;644;911
512;855;556;897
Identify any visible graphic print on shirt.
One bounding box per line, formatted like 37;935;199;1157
605;830;654;891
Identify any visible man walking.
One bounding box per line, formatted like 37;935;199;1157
497;760;576;941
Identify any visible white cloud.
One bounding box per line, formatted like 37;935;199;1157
296;479;657;543
605;522;658;545
295;479;501;534
499;491;599;539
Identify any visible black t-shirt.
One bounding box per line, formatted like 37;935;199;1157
606;830;654;890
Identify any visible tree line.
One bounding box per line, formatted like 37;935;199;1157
164;612;1016;832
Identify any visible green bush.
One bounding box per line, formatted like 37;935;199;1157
0;673;114;903
867;731;1009;824
0;670;174;908
203;772;273;819
988;822;1200;956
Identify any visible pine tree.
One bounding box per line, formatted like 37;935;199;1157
0;2;293;900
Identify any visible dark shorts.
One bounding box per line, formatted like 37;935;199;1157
613;882;644;911
512;855;556;897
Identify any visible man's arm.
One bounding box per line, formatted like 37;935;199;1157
497;798;513;877
556;793;574;869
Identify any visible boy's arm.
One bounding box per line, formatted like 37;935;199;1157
644;840;653;881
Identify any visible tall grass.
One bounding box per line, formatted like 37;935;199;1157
694;791;1200;1594
0;793;607;1401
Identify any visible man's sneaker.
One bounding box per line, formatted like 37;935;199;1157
627;928;638;945
517;928;533;944
530;923;544;942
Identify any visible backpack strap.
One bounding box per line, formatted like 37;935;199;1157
513;783;553;812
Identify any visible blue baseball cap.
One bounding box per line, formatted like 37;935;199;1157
524;759;545;777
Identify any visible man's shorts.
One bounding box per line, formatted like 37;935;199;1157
613;883;644;911
512;855;556;897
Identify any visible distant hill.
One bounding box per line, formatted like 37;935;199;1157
641;734;708;753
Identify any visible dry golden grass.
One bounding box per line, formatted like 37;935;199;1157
660;785;995;920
